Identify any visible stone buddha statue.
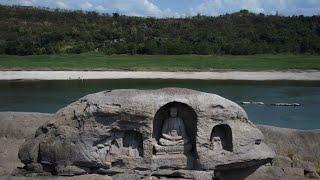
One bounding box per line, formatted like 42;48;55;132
154;107;191;155
211;136;223;151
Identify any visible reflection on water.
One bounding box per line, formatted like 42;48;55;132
0;80;319;130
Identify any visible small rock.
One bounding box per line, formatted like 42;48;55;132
293;159;319;178
241;101;265;105
55;165;87;176
283;167;304;177
271;103;301;106
95;168;109;175
272;155;293;168
26;163;43;173
113;173;145;180
252;102;265;105
245;166;288;180
241;102;251;105
11;168;28;176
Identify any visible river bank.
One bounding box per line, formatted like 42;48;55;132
1;70;320;81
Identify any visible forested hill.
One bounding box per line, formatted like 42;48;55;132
0;5;320;55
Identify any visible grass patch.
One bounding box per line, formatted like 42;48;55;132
0;53;320;70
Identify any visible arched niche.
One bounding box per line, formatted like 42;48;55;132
153;102;197;154
210;124;233;152
123;130;143;157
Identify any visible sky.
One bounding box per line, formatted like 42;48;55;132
1;0;319;17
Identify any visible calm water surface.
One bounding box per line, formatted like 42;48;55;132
0;80;319;130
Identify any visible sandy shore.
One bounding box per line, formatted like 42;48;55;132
0;70;320;80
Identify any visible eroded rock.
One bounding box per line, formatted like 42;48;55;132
17;88;275;178
259;125;320;179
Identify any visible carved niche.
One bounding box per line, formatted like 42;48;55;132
93;130;143;168
153;102;197;156
210;124;233;152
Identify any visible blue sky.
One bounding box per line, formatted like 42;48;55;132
1;0;319;17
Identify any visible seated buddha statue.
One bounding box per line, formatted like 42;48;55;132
211;136;223;151
154;107;191;155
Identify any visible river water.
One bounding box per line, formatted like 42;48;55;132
0;80;319;130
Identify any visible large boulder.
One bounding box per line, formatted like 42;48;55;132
17;88;275;178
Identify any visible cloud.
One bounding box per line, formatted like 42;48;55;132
20;0;34;6
109;0;163;16
56;1;68;9
80;1;93;10
194;0;320;16
0;0;319;17
95;5;105;11
0;0;172;17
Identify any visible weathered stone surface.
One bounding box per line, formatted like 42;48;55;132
294;160;319;178
258;125;320;161
0;166;7;176
259;125;320;179
16;88;274;178
1;109;320;179
151;169;214;180
283;167;305;177
272;155;293;168
0;112;53;139
3;174;113;179
245;165;304;180
25;163;43;173
55;165;87;176
0;112;52;177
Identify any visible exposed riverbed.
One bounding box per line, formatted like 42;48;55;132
1;70;320;80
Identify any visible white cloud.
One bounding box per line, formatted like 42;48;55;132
194;0;320;16
95;5;105;12
194;0;266;16
0;0;319;17
20;0;34;6
0;0;170;17
56;1;68;9
80;1;93;9
110;0;163;16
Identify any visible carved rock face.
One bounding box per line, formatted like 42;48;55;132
18;88;275;176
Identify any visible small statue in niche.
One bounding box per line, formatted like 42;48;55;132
103;131;143;163
154;107;191;155
211;136;223;151
123;131;143;157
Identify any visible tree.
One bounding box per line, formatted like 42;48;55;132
0;5;319;55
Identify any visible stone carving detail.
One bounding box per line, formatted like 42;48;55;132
91;130;143;169
151;102;198;170
123;130;143;157
103;131;143;159
17;88;275;178
154;107;191;155
210;124;233;152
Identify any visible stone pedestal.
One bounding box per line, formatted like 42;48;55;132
151;154;193;170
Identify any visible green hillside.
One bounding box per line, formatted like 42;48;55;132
0;5;319;56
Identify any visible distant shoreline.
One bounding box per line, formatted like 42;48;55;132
1;70;320;81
